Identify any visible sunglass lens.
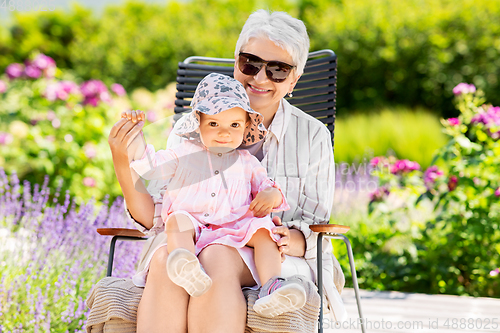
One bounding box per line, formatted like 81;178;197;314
239;55;261;76
266;63;292;82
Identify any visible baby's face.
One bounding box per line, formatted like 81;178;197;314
199;108;249;149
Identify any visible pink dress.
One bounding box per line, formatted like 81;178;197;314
130;139;289;257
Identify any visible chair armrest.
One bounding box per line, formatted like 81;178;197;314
97;228;146;238
309;224;350;234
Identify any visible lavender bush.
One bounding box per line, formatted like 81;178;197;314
0;169;143;331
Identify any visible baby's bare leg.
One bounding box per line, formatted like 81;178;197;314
165;214;196;253
246;228;281;284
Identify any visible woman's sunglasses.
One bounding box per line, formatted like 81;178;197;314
237;52;295;83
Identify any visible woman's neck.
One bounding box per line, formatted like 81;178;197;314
258;102;280;129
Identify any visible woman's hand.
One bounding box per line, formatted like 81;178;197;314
272;216;306;261
272;216;290;262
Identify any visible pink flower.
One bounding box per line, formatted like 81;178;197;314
51;118;61;129
369;187;390;202
0;132;13;145
84;143;97;159
83;177;96;187
111;83;126;96
0;79;6;93
370;157;382;167
46;110;56;121
391;159;420;174
32;54;57;78
453;83;476;96
491;268;500;277
146;110;157;123
423;166;443;188
44;81;80;102
24;65;42;79
32;54;56;70
58;81;79;100
448;176;458;191
471;106;500;139
495;187;500;197
6;63;24;79
80;80;110;106
447;118;460;126
84;96;99;107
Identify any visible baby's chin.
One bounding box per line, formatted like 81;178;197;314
205;146;237;154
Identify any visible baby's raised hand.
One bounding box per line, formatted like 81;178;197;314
121;110;145;123
249;187;282;218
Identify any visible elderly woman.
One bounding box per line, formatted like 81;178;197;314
108;9;345;333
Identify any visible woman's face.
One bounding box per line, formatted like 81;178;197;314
234;37;300;118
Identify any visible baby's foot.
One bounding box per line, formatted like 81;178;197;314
253;276;306;318
166;248;212;297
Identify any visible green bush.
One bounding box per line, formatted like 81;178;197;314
2;0;499;116
0;54;124;203
342;84;500;297
302;0;500;117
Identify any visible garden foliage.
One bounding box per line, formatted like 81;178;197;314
1;0;499;116
0;53;172;203
344;85;500;297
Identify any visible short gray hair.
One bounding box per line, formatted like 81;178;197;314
235;10;310;76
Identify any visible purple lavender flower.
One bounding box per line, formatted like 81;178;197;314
453;83;476;95
0;79;7;93
0;169;144;329
447;117;460;126
111;83;126;96
5;63;24;79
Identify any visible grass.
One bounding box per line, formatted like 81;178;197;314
334;106;448;169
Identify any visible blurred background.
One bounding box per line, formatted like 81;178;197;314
1;2;500;330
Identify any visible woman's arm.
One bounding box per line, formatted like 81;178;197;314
108;117;155;229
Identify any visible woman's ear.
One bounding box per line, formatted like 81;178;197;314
289;73;301;92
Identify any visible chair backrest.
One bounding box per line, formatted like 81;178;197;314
174;50;337;149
